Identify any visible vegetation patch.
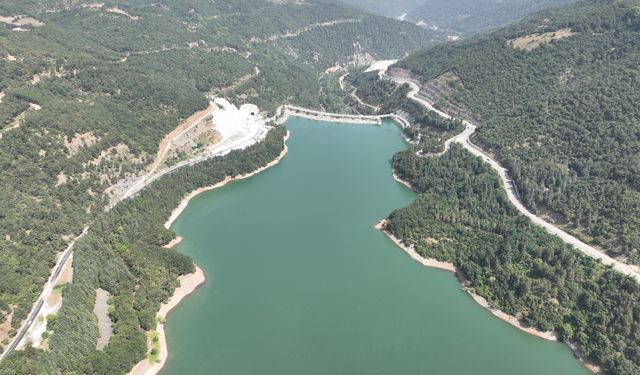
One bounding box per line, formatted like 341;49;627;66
147;331;160;363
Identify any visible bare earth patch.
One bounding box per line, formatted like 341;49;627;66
81;3;105;9
31;67;66;85
508;28;577;51
8;113;26;130
0;15;45;27
87;143;144;167
46;289;62;308
1;102;43;138
13;17;45;27
0;310;14;346
93;289;113;350
64;131;98;156
153;103;215;167
106;7;139;20
56;171;68;186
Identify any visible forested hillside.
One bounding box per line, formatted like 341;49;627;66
406;0;575;35
0;127;287;374
0;0;434;362
343;70;465;153
396;0;640;264
340;0;575;36
386;146;640;374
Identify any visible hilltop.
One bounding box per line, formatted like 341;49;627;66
340;0;576;36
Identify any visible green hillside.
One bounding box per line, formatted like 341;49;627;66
396;0;640;264
407;0;576;35
0;0;434;369
386;145;640;375
340;0;575;35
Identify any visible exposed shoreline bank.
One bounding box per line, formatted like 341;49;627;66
164;131;290;229
163;236;183;249
375;219;558;342
128;266;206;375
128;131;290;375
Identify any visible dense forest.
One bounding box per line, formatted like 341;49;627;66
340;0;575;36
0;127;287;374
406;0;576;35
385;145;640;374
0;0;434;353
396;0;640;264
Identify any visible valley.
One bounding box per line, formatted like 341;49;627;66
1;1;639;374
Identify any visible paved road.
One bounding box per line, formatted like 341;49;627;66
0;227;88;361
384;73;640;282
1;109;269;361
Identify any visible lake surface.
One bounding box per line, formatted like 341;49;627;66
162;118;587;375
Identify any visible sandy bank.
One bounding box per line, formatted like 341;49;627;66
375;219;557;341
375;220;455;272
163;236;183;249
128;266;205;375
392;172;416;192
164;131;289;229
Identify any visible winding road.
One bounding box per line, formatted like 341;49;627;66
383;72;640;283
4;66;639;364
0;107;269;362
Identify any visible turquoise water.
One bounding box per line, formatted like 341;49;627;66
162;118;587;375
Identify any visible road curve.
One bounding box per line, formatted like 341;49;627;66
383;73;640;283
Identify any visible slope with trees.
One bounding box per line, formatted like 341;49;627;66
0;0;435;359
0;127;287;375
340;0;576;36
396;0;640;264
385;145;640;374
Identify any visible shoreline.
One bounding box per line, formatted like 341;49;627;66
375;219;558;342
128;131;290;375
163;236;183;249
164;131;290;229
128;266;206;375
374;220;457;273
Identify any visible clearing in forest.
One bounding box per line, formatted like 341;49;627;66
93;288;113;350
508;28;576;51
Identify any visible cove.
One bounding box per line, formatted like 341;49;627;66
161;118;587;375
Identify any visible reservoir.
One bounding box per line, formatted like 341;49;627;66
162;118;587;375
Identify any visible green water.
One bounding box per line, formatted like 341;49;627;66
162;118;587;375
